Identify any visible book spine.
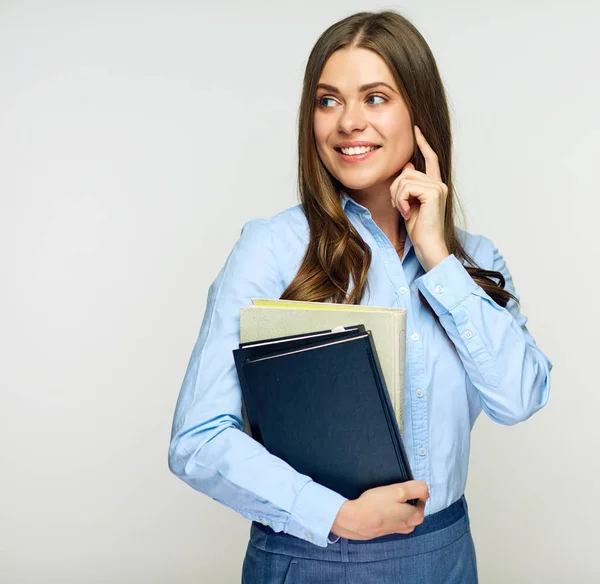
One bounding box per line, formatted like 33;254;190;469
363;333;414;482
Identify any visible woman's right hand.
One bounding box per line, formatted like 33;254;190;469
330;480;430;541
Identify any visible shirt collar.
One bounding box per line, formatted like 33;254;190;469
339;189;358;212
338;188;413;257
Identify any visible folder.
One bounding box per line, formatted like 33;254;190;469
232;327;414;501
239;298;407;438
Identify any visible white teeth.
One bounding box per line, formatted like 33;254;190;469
339;145;378;155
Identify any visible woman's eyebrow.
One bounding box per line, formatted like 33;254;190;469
315;81;397;94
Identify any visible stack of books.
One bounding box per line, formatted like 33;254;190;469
232;298;414;501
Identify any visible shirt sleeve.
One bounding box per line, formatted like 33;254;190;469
168;218;347;547
414;236;552;425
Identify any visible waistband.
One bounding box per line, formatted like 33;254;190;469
250;495;469;562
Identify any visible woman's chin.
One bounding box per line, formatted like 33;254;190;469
336;176;387;191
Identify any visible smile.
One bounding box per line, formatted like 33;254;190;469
334;145;381;163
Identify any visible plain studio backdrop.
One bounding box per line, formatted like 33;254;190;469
0;0;598;582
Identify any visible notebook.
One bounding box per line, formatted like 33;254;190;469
232;327;414;501
238;298;407;438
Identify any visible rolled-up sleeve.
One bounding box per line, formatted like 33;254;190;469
414;237;552;425
168;218;347;547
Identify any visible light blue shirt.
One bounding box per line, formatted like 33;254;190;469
168;191;552;547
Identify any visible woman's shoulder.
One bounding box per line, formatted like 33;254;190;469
454;226;497;269
235;205;309;282
269;203;309;236
241;204;308;247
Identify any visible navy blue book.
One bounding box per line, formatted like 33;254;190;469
233;327;415;502
234;325;367;445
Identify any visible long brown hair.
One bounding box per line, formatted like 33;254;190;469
281;10;518;312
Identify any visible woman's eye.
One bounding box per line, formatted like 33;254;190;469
315;94;387;108
316;96;336;108
367;94;387;105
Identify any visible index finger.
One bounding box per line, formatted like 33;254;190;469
414;125;441;181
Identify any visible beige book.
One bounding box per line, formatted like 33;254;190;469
238;298;407;438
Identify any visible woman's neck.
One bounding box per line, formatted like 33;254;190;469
343;184;406;251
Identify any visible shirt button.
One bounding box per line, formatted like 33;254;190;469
434;285;444;294
399;286;408;295
418;448;427;456
260;519;268;525
464;330;473;339
416;389;424;398
410;333;420;342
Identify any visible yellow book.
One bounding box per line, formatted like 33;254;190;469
239;298;407;438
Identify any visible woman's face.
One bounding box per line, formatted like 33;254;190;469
313;47;414;200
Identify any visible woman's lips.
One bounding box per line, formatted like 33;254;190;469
335;146;381;163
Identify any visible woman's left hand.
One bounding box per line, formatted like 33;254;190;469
389;125;450;272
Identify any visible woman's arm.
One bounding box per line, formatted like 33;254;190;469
168;219;347;547
414;235;552;425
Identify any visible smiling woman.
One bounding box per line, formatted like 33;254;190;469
283;12;519;312
168;9;552;584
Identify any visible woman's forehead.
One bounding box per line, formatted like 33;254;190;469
318;48;398;93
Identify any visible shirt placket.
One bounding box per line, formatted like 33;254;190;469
357;210;431;489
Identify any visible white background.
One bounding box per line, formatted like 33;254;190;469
1;1;598;582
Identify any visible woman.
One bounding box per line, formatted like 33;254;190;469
168;9;552;583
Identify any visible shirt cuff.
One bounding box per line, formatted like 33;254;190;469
415;254;479;316
285;480;348;547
